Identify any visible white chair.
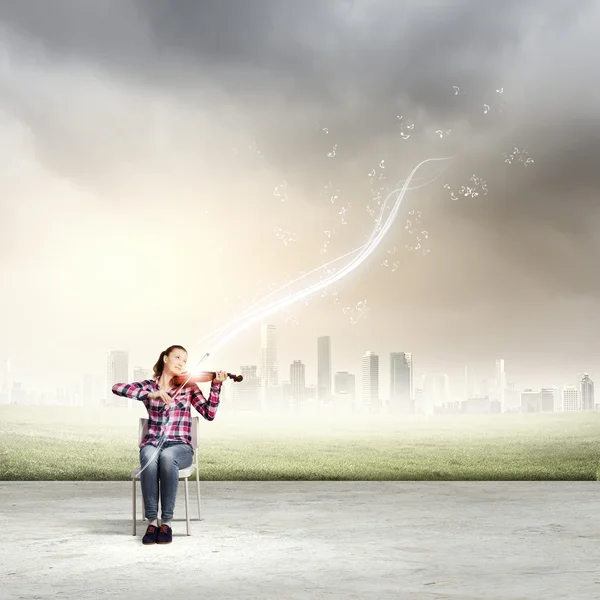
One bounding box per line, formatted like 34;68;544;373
131;416;202;536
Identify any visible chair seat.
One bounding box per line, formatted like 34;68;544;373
177;464;196;479
131;464;197;479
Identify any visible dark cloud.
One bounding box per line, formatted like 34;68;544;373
1;0;597;209
1;1;592;111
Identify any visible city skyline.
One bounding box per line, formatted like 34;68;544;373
2;2;600;401
1;323;597;414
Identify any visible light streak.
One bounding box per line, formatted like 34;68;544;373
136;155;453;480
188;161;452;354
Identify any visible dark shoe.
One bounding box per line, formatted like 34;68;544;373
142;524;158;545
156;524;172;544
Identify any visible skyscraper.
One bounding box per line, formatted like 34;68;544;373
290;360;306;411
540;388;557;412
580;374;595;410
463;365;473;399
106;350;129;408
561;386;580;412
260;324;278;388
334;371;356;412
317;335;332;406
495;359;507;409
361;351;379;413
406;352;413;401
335;371;355;395
260;324;279;412
389;352;412;414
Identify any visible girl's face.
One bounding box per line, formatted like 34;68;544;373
164;348;187;375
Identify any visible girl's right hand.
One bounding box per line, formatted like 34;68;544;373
149;389;172;405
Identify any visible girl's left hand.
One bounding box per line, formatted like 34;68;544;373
213;370;228;383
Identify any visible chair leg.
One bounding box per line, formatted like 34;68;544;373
132;478;136;536
184;477;190;536
196;471;201;521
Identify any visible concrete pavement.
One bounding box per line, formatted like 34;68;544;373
1;481;600;599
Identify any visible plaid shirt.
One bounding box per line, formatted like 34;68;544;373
111;378;222;448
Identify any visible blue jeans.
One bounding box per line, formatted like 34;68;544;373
139;441;193;521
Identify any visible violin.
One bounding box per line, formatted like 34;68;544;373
172;371;244;387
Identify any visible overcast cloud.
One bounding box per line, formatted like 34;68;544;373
1;0;599;393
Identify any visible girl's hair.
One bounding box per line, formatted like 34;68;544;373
152;345;187;379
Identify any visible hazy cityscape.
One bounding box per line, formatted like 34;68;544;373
1;323;595;417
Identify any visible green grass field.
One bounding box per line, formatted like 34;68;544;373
1;405;600;480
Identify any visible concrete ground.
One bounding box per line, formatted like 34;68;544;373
1;482;599;599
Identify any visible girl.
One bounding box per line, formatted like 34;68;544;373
112;344;227;544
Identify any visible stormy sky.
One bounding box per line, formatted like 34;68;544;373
1;0;599;394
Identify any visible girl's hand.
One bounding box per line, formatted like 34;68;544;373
149;389;172;405
213;370;228;383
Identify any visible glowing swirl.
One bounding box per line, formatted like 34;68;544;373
203;155;453;357
189;159;453;354
136;155;453;478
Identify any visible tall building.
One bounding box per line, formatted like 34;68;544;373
406;352;413;401
232;365;261;412
521;389;541;413
463;365;473;400
389;352;411;414
334;371;356;412
361;351;379;413
421;374;450;413
260;324;278;388
106;350;129;408
561;386;580;412
317;336;332;406
290;360;306;411
335;371;355;395
495;359;507;408
541;388;557;412
580;373;595;411
260;324;279;412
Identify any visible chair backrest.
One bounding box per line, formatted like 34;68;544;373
138;418;148;446
138;416;199;451
191;415;199;450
